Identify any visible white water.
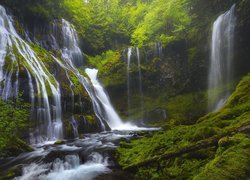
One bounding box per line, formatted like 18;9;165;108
85;68;123;129
59;19;154;131
59;19;107;131
208;4;236;112
85;68;161;131
85;68;142;130
61;19;83;67
0;7;162;179
136;47;144;113
0;5;159;146
126;47;145;119
155;42;163;57
71;116;79;138
0;5;63;143
11;132;134;180
127;48;132;116
15;154;110;180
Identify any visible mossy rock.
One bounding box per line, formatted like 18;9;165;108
54;140;66;145
2;137;33;158
85;115;96;125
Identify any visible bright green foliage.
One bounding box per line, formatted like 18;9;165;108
131;0;191;47
86;50;126;86
62;0;132;53
61;0;192;51
0;0;201;53
0;97;30;157
116;74;250;179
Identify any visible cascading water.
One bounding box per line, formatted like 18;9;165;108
127;48;132;117
57;21;147;130
0;5;63;143
0;6;161;179
85;68;124;129
58;19;107;131
126;47;144;118
155;42;163;57
58;25;149;130
136;47;144;113
61;19;83;67
208;4;236;112
85;68;155;130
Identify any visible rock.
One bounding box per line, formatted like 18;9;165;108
143;108;168;124
54;140;66;145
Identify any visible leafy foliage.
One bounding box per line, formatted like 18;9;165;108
2;0;192;53
131;0;191;47
86;50;126;86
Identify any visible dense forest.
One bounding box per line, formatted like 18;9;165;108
0;0;249;179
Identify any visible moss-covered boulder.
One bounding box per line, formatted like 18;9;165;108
116;73;250;179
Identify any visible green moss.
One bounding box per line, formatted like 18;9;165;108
54;140;66;145
85;115;95;125
14;19;25;37
194;134;250;180
86;50;126;87
116;74;250;179
0;97;31;158
207;80;238;109
68;71;88;96
138;91;207;126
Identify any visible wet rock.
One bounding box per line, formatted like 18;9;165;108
143;108;168;124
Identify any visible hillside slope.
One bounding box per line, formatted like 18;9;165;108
116;74;250;179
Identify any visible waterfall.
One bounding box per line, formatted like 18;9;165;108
59;19;107;131
208;4;236;112
154;42;162;57
0;5;63;143
127;48;132;117
85;68;124;129
136;47;144;114
57;21;144;130
0;4;145;142
126;47;144;118
85;68;151;130
61;19;83;67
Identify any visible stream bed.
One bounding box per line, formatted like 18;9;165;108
0;129;158;180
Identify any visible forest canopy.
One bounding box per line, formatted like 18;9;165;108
2;0;197;53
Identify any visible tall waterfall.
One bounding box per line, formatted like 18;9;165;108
208;4;236;112
126;47;144;118
136;47;144;113
127;48;132;117
0;5;63;143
